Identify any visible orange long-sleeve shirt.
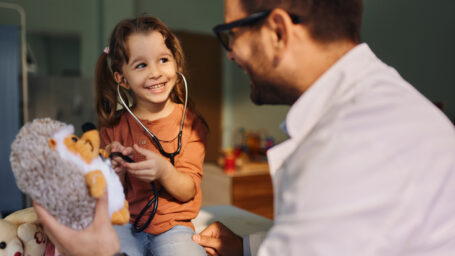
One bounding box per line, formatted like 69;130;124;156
100;104;207;234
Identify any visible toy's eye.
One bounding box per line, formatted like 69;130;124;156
72;136;78;142
0;241;6;249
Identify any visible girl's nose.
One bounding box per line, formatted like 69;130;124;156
148;66;162;80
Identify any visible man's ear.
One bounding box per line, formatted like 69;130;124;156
267;9;293;64
114;71;130;89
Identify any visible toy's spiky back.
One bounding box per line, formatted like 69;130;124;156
10;118;95;229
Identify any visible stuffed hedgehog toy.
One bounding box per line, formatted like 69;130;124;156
10;118;129;230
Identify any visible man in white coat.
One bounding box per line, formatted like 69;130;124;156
193;0;455;255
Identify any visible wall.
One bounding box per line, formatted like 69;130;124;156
223;61;290;147
223;0;455;147
0;25;23;214
102;0;135;50
224;0;455;148
1;0;453;151
135;0;291;148
135;0;222;35
363;0;455;122
0;0;135;77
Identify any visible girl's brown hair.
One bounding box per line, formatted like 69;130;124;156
95;16;189;127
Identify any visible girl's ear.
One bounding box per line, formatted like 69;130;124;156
114;71;130;89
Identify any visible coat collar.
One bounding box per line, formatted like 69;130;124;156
267;43;379;175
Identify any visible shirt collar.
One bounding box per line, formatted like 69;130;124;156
268;43;377;175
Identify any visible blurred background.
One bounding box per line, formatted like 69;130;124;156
1;0;454;217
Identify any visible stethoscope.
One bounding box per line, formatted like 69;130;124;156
113;71;188;232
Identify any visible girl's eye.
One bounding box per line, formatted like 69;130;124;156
160;58;169;64
136;63;146;69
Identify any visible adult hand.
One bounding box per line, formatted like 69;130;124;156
124;144;173;183
192;221;243;256
34;193;120;256
106;141;133;176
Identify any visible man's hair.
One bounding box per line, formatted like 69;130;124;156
239;0;363;43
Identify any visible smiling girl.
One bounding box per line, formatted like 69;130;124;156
94;16;208;256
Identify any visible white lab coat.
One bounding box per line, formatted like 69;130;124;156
246;44;455;256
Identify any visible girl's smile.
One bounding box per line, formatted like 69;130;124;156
144;81;167;94
116;31;179;115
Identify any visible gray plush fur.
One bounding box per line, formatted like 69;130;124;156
10;118;96;229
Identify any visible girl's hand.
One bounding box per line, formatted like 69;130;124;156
106;141;133;176
124;144;173;183
126;144;196;202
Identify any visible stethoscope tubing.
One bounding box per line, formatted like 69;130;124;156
115;72;189;232
117;72;188;163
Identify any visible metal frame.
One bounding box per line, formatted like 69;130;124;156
0;2;28;123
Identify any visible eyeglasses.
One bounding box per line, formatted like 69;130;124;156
213;10;303;51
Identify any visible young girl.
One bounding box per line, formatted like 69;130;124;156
94;16;208;256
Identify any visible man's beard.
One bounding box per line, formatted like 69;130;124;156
249;73;300;106
245;39;301;106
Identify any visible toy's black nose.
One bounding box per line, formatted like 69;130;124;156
81;122;97;132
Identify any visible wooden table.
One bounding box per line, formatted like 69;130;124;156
201;163;274;219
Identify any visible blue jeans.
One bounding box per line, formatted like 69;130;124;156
115;223;206;256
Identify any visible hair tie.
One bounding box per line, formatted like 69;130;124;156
103;46;110;54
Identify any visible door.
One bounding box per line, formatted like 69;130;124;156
176;32;222;163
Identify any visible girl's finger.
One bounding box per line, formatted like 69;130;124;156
114;167;124;174
127;168;153;176
123;146;134;156
111;158;122;165
133;144;157;158
206;247;218;256
110;142;124;152
127;171;157;182
125;159;156;171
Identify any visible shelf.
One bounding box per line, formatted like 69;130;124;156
201;163;274;219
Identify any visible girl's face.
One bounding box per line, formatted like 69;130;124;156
118;31;178;109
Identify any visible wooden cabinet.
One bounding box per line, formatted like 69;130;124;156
176;32;222;163
201;163;274;219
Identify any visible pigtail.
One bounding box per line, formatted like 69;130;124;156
94;53;122;127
